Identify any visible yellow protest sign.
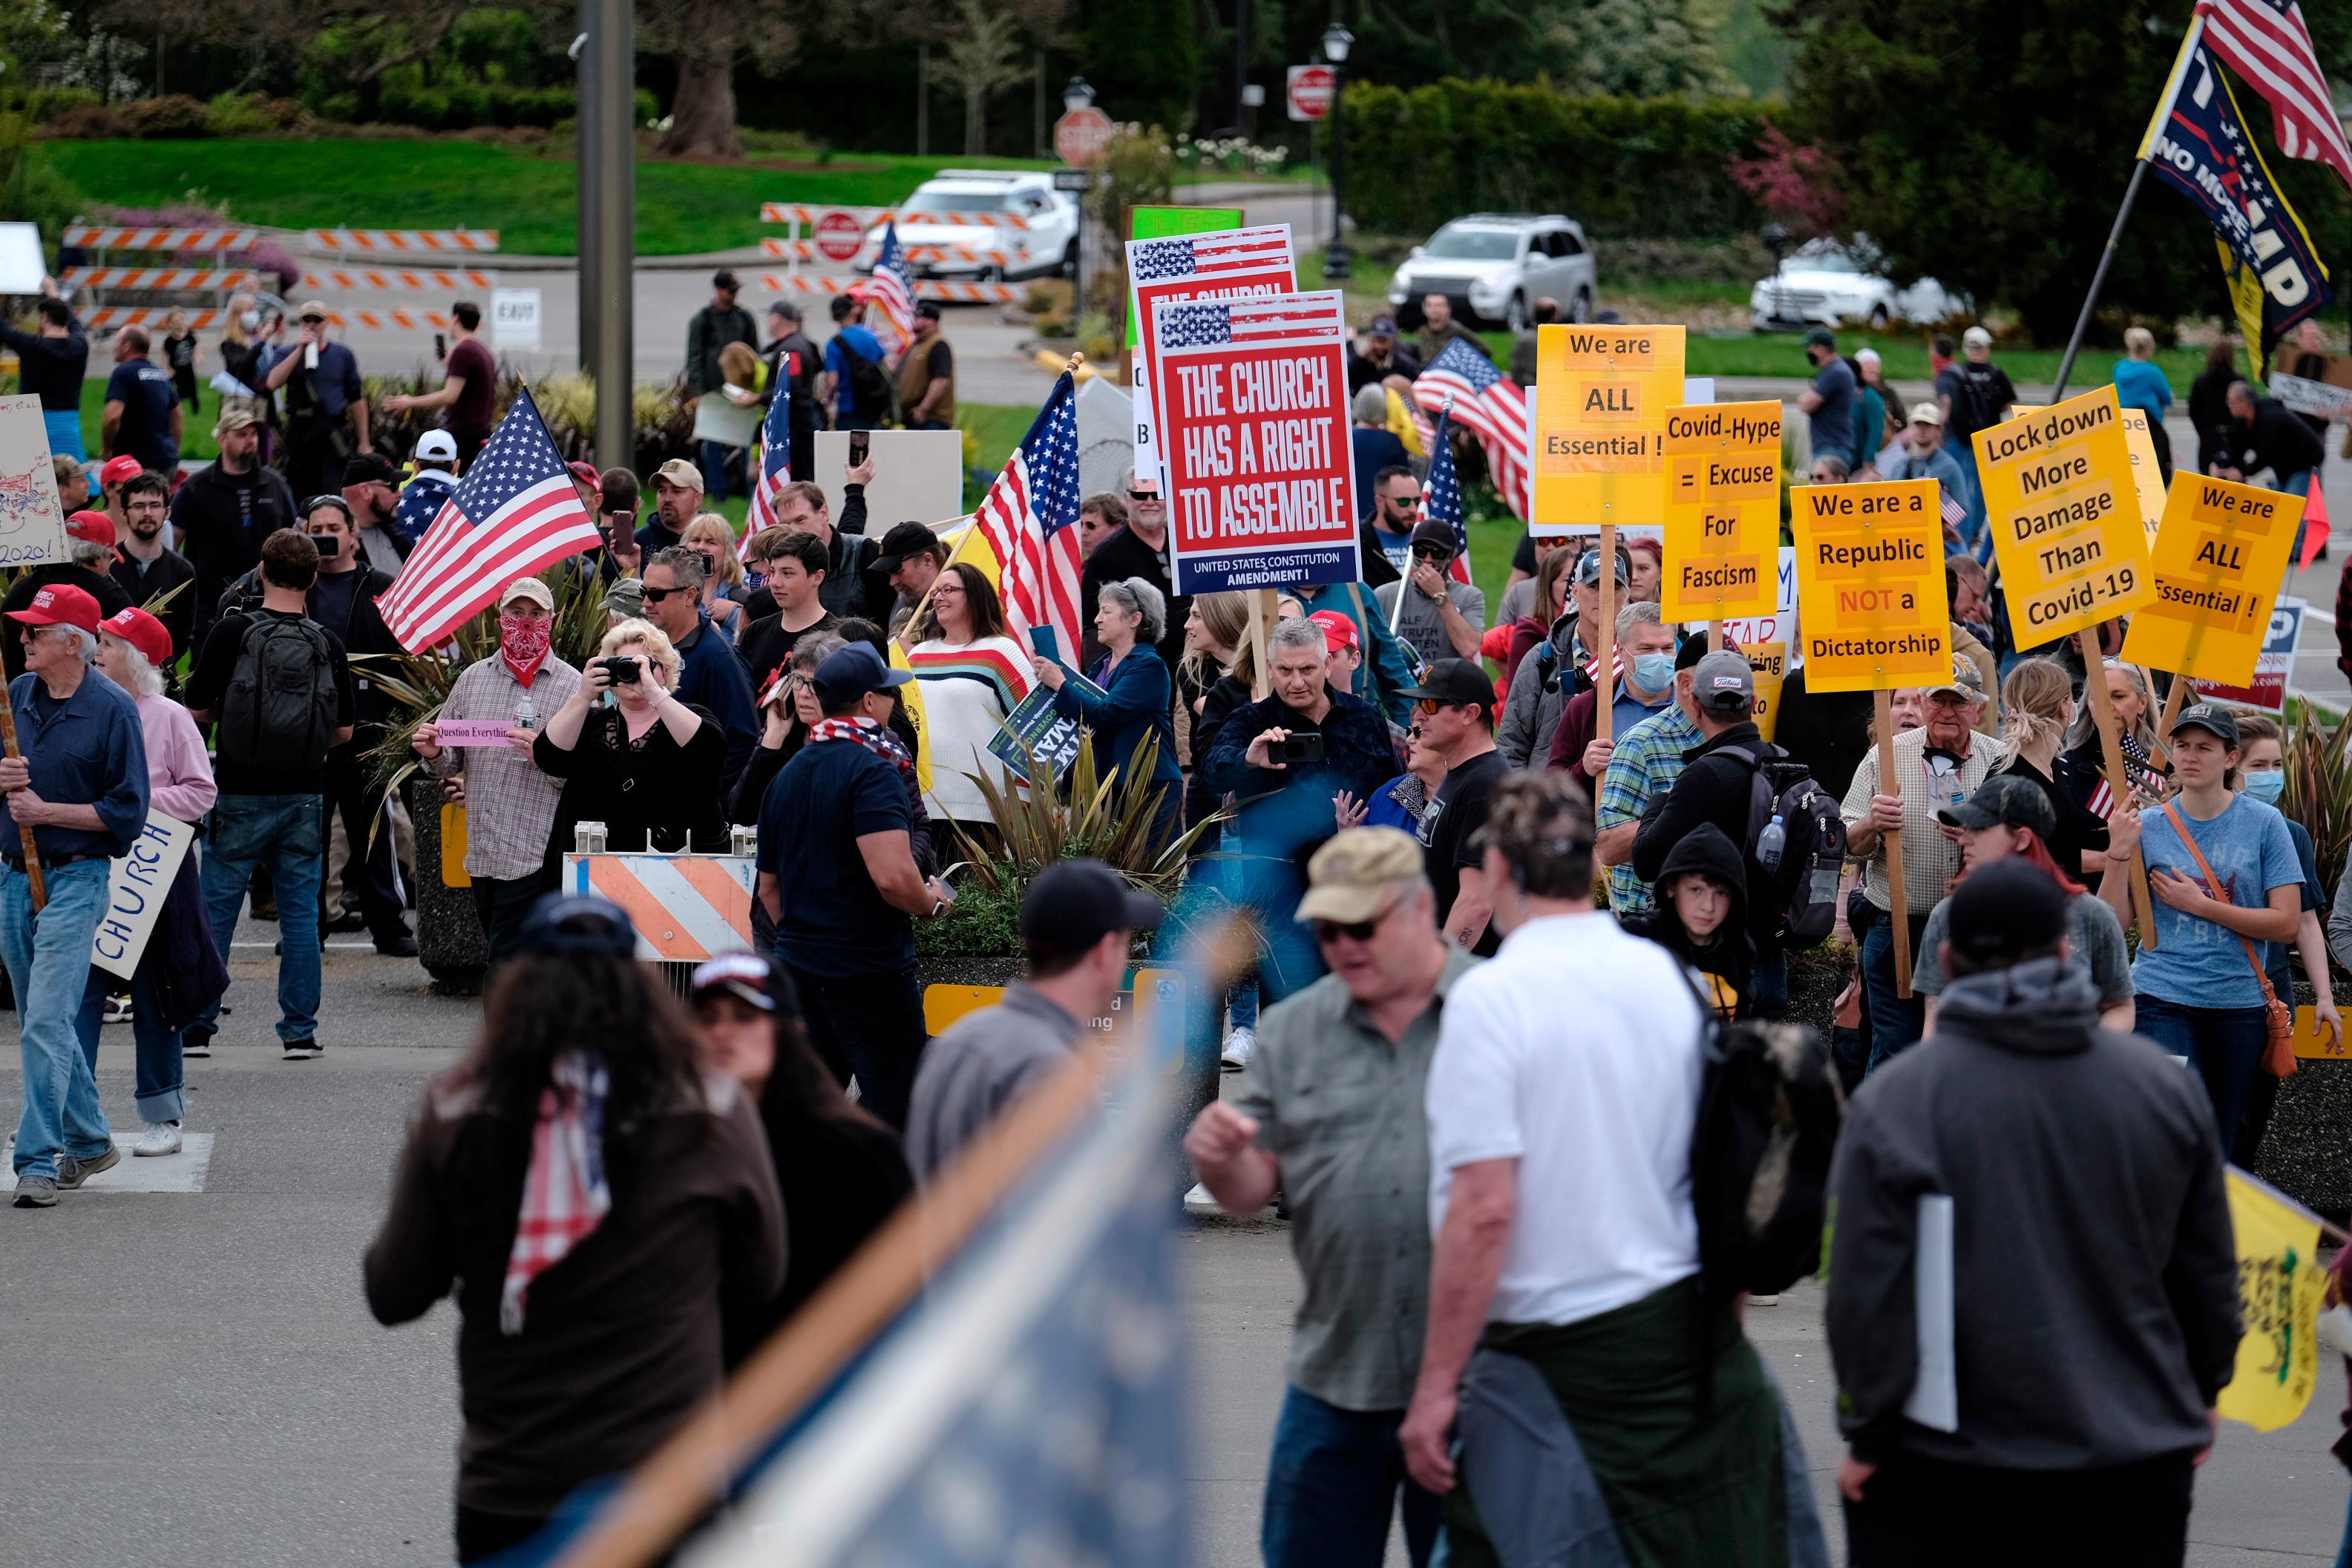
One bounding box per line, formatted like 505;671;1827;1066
2218;1168;2330;1433
1975;386;2156;644
1745;640;1788;743
1789;479;1953;693
2120;473;2302;686
1658;401;1781;620
2119;408;2168;540
2291;1004;2348;1060
1532;324;1686;536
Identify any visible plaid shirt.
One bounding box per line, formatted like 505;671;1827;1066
1595;705;1702;916
420;654;582;882
1840;727;2004;916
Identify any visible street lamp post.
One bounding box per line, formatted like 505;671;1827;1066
1320;24;1353;283
1063;75;1095;324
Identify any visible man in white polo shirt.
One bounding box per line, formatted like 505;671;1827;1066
1398;769;1825;1567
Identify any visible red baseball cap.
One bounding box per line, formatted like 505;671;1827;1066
99;605;171;668
98;455;144;488
65;509;115;547
567;460;602;491
7;582;102;634
1308;609;1360;655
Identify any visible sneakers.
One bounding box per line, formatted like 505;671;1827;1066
282;1038;324;1061
373;928;420;959
13;1175;56;1208
180;1027;214;1059
324;907;370;935
102;992;132;1026
1749;1293;1781;1307
56;1145;120;1190
1219;1026;1257;1074
133;1122;182;1158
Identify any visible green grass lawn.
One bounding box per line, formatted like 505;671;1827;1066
33;140;1064;257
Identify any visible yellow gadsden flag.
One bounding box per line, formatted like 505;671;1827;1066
2218;1168;2331;1432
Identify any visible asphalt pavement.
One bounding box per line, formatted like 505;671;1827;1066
1;919;2346;1566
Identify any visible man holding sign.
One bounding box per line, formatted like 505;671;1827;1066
412;578;582;973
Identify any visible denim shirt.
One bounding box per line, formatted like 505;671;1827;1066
1;669;150;863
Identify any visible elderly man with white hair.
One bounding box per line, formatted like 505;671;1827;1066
73;606;220;1156
0;581;151;1207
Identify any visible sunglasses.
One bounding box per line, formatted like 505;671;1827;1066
1410;545;1452;562
1414;697;1467;718
1127;490;1162;502
641;584;687;603
1314;897;1401;946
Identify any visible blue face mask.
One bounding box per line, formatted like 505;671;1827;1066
2244;769;2286;805
1631;652;1677;696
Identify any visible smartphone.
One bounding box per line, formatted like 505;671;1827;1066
312;534;341;557
848;430;870;467
433;332;446;361
1280;732;1326;765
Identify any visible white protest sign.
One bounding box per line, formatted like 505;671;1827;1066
0;395;69;570
2270;373;2352;421
492;288;543;350
90;816;197;980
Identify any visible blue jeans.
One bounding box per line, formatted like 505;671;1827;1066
1262;1385;1439;1568
1;859;116;1178
43;408;85;463
2134;994;2269;1161
1861;910;1927;1076
1750;948;1789;1017
698;439;745;502
197;795;325;1044
1225;976;1259;1035
75;962;186;1123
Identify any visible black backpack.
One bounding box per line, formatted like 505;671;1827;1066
215;614;338;771
1686;984;1845;1299
1719;744;1847;953
844;341;897;425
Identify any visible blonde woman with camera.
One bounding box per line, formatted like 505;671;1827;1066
535;618;728;855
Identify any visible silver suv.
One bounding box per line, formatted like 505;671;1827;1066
1387;214;1598;332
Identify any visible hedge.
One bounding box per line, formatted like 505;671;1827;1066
1337;79;1777;240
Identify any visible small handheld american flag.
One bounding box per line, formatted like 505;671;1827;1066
1414;400;1474;586
376;388;603;652
868;222;917;352
2086;730;2157;819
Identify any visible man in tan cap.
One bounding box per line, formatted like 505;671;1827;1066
410;576;581;971
641;457;704;556
1183;825;1473;1568
262;299;369;503
1884;399;1969;531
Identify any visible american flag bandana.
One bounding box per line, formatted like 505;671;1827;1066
499;1050;612;1336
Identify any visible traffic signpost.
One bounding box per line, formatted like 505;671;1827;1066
1053;105;1116;168
1286;65;1335;121
813;210;865;263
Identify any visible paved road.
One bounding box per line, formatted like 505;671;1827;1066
1;922;2345;1565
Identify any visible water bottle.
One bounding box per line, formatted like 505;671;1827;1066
1755;813;1786;875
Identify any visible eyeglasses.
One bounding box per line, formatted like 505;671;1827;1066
641;584;686;603
1314;896;1402;946
1409;545;1452;562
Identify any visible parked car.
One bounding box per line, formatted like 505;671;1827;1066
1749;237;1961;332
1387;214;1598;332
862;171;1078;283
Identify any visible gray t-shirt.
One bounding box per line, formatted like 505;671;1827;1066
1913;888;2134;1005
1374;577;1487;669
903;982;1083;1181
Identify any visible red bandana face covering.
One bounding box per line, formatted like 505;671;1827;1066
500;614;554;686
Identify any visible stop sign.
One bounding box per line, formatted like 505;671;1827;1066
1054;105;1116;168
813;210;865;262
1287;65;1335;122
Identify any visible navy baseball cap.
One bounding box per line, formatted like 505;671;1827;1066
514;895;637;958
810;642;911;707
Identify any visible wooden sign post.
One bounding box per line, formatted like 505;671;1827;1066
1595;524;1617;741
1249;588;1275;701
1872;690;1910;989
2079;629;2159;948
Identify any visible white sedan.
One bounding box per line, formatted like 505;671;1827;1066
1749;240;1961;332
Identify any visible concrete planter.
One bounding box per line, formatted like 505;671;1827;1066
407;777;488;994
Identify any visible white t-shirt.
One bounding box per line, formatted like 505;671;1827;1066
1426;909;1704;1327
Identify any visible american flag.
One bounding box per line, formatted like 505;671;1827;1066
1415;400;1475;585
868;221;917;352
1157;295;1346;349
972;371;1085;660
499;1050;609;1336
1415;338;1532;520
376;388;603;652
393;470;456;546
2086;731;2157;819
2195;0;2352;194
741;377;793;551
1128;225;1293;282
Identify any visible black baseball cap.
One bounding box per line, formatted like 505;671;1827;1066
690;951;799;1015
1409;519;1457;554
1945;859;2068;968
1675;629;1730;673
1937;772;2057;839
1020;859;1164;959
342;452;397;488
1574;545;1631;586
1803;327;1836;349
810;641;911;707
514;895;637;959
2172;702;2241;747
1404;657;1493;708
872;521;942;571
713;269;741;291
914;301;943;322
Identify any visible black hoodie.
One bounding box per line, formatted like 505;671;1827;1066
1622;823;1754;1018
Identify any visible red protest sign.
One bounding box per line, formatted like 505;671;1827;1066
1153;289;1360;593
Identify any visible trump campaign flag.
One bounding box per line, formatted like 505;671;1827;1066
376;389;603;652
1415;338;1532;522
967;371;1086;660
1153;291;1360;594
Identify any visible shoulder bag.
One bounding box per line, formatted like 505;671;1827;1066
2158;799;2297;1077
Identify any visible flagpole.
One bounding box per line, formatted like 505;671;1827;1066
1393;398;1452;637
2051;16;2205;401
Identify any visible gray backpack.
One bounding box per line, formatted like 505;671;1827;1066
215;614;338;771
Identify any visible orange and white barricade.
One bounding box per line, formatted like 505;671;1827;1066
562;850;756;962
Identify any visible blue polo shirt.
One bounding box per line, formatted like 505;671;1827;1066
759;738;914;977
1;668;149;863
669;611;757;787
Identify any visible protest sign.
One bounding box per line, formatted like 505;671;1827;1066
2121;473;2302;686
1975;385;2155;646
989;667;1110;784
2119;407;2169;541
0;395;70;570
1124;207;1247;347
1787;479;1951;695
1717;546;1797;744
1531;324;1686;538
2271;372;2352;421
2218;1168;2330;1433
1657;401;1781;621
1153;291;1359;594
2186;596;2304;712
431;720;523;747
90;816;197;980
1125;223;1295;497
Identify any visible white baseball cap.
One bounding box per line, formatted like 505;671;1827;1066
414;430;459;462
1962;325;1994;352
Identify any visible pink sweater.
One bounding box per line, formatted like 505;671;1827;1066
137;693;217;824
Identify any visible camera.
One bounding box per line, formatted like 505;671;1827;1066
1280;732;1326;765
600;655;643;685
